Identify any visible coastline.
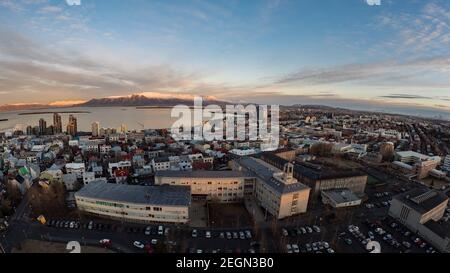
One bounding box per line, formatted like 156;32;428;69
18;111;91;116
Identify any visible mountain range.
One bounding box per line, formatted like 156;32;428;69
0;93;227;112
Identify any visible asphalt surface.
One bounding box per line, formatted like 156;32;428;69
0;165;445;254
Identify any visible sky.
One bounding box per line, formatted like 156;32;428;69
0;0;449;117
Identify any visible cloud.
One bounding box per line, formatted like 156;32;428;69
0;27;209;103
275;55;450;86
0;0;23;12
376;2;450;53
379;94;450;102
379;94;432;99
38;5;62;14
66;0;81;6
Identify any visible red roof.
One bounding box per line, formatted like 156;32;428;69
114;169;129;177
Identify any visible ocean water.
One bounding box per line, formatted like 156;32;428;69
0;107;179;132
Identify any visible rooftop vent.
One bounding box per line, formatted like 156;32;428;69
410;191;437;204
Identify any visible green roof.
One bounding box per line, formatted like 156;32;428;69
19;167;29;176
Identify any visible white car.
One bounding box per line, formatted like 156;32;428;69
158;226;164;236
206;231;212;239
144;226;151;235
292;244;300;253
192;229;198;238
151;239;158;245
133;241;145;249
286;244;293;253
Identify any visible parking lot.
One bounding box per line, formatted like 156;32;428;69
42;217;261;253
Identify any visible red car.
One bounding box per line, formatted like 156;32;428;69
99;239;112;247
145;244;154;254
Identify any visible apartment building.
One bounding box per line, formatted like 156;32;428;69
65;163;85;179
394;151;441;179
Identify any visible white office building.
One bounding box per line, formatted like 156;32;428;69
75;183;191;224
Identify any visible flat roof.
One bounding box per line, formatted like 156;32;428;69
260;152;366;180
393;188;449;214
424;220;450;239
156;170;250;179
75;182;191;207
236;157;310;194
322;188;361;204
396;151;429;160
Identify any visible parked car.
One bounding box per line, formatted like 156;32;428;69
99;239;112;247
158;225;164;236
345;238;353;245
219;232;225;239
145;226;151;236
192;229;198;238
245;230;252;239
239;231;245;240
313;225;321;233
306;226;313;234
226;232;232;239
133;241;145;249
282;228;288;237
292;244;300;253
286;244;293;253
206;231;212;239
305;243;312;252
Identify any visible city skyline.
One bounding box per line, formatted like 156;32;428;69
0;0;449;116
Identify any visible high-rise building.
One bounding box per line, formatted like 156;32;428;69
26;125;33;135
119;123;127;133
38;118;47;135
92;122;100;137
67;115;78;136
53;113;62;134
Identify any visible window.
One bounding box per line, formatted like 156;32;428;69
153;207;162;212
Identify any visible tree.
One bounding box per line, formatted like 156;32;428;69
310;143;333;157
28;181;67;217
6;182;22;205
0;199;13;216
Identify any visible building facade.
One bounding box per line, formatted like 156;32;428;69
155;170;253;203
75;182;191;224
234;157;310;219
389;188;450;253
